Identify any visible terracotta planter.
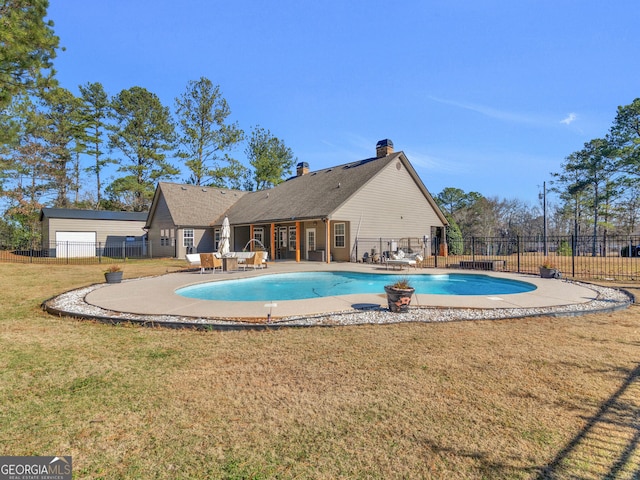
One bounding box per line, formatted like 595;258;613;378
539;267;561;279
384;285;415;312
105;271;123;284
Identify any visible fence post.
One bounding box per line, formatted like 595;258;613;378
66;241;69;265
472;237;476;263
434;237;439;268
517;236;520;273
571;234;576;277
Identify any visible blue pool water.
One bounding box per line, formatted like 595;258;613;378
176;272;536;302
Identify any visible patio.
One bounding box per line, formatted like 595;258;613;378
43;262;633;329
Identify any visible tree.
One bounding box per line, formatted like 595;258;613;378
0;94;50;247
175;77;244;187
555;138;618;255
40;86;84;207
435;187;480;217
0;0;59;110
551;157;589;237
108;86;178;211
609;98;640;183
245;126;296;191
79;81;111;208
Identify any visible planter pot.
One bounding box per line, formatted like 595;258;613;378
105;271;123;284
384;285;415;313
539;267;561;279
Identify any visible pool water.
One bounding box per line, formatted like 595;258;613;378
176;272;536;302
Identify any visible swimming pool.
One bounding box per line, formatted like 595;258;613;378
176;272;536;302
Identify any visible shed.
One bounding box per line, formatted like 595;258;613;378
40;208;148;258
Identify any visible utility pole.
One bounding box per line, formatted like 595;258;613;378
539;181;548;256
543;181;548;256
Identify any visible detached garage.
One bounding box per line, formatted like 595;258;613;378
40;208;148;258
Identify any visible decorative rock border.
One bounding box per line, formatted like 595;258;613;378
42;280;635;331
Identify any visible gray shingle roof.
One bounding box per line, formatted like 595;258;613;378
149;182;248;228
222;153;403;225
40;208;148;222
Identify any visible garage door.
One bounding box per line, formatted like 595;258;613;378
55;231;96;258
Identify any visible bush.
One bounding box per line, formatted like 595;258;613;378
445;215;464;255
557;239;572;256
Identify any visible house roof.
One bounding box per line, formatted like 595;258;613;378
220;151;448;226
146;182;248;228
39;208;148;222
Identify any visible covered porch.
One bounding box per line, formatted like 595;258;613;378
228;218;350;263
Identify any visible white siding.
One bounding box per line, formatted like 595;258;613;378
332;159;444;255
47;218;145;244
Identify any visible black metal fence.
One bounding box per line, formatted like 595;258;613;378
356;235;640;280
0;240;152;264
3;235;639;280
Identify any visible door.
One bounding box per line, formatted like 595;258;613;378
55;231;96;257
306;228;316;260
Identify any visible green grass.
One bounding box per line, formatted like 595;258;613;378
1;260;639;478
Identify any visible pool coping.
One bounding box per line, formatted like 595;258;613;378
42;262;634;330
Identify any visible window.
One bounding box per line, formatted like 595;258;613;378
279;227;287;247
334;223;345;248
183;229;194;247
160;228;170;246
214;228;220;251
253;227;264;246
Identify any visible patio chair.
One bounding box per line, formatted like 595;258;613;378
199;253;222;274
240;252;266;271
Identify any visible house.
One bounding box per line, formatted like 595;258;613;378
40;208;147;258
145;139;448;262
144;183;248;258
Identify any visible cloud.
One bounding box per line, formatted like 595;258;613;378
428;96;543;125
560;112;577;125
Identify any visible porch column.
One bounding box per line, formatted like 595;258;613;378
295;221;301;262
249;224;254;251
270;223;275;261
324;218;331;264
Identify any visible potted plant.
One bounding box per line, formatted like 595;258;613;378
539;259;561;279
384;277;415;312
104;264;123;284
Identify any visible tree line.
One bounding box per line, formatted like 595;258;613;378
2;1;639;250
0;1;296;245
435;100;640;250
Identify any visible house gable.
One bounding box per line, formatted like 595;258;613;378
332;153;446;239
146;182;248;229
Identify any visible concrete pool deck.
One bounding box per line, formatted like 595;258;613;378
70;262;629;324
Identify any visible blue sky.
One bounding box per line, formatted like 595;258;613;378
47;1;640;205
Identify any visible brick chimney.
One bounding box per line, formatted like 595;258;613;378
376;139;394;157
296;162;309;176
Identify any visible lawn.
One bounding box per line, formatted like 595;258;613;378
1;260;639;479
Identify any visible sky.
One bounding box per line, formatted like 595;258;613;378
46;0;640;206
